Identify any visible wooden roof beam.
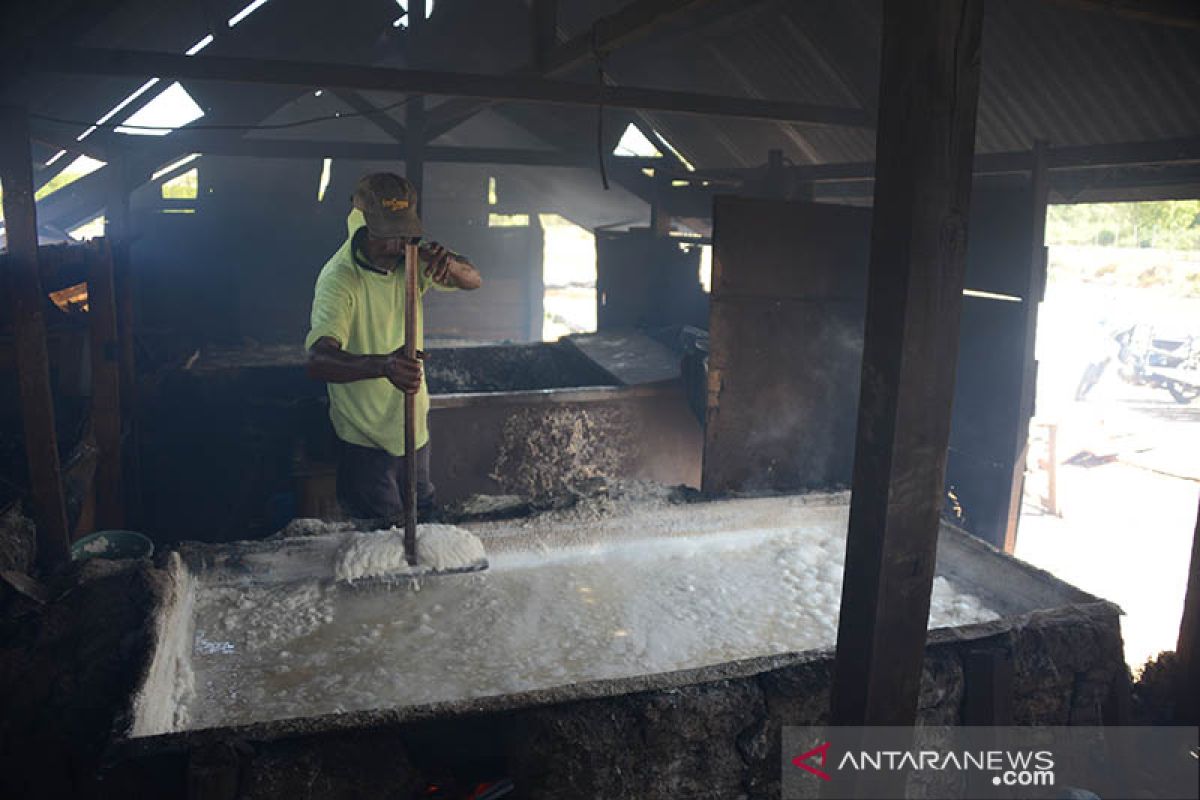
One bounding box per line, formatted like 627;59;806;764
36;47;870;128
332;90;408;145
426;0;724;138
699;136;1200;184
1042;0;1200;31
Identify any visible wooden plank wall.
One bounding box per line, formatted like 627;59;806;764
422;222;544;343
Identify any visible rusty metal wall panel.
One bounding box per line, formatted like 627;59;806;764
702;196;871;495
595;230;708;332
430;384;703;502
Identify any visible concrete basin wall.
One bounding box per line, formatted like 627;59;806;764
105;499;1125;799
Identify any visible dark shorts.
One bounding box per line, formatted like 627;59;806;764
336;440;436;521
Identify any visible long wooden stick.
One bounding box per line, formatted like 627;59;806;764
403;242;419;566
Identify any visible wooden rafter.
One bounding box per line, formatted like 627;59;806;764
36;47;871;128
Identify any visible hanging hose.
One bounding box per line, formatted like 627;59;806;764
592;23;610;191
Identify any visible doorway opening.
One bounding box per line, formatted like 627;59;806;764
541;213;597;341
1016;199;1200;672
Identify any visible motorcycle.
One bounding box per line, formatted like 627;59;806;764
1077;323;1200;404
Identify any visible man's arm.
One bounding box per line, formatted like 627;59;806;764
423;243;482;290
306;336;422;393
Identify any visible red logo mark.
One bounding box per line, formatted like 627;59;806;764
792;741;832;781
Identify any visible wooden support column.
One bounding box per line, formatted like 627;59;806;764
405;97;426;200
105;156;135;412
764;148;786;199
830;0;983;728
532;0;559;73
650;175;672;237
1177;497;1200;725
105;153;141;526
962;647;1014;797
87;238;124;529
0;105;71;569
406;0;427;200
1002;141;1050;553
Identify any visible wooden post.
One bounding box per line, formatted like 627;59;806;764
962;647;1014;725
1002;141;1050;553
1045;422;1059;515
528;218;546;342
105;153;142;527
650;175;672;237
764;148;786;199
532;0;559;73
87;238;124;529
406;97;426;200
962;647;1014;797
830;0;983;728
0;105;71;569
1177;497;1200;725
406;0;428;200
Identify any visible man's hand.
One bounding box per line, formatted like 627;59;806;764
423;243;454;285
422;242;483;290
383;347;424;394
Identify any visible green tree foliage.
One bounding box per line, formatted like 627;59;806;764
1046;201;1200;250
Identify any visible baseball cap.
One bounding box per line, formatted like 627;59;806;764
352;173;423;239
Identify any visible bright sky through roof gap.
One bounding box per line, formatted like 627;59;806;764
228;0;269;27
656;131;695;171
186;34;214;55
395;0;436;14
96;78;160;125
613;124;662;158
34;155;107;201
152;153;201;182
116;82;204;135
77;78;161;141
317;159;333;202
45;150;67;167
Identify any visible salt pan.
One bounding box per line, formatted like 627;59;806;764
185;512;1000;731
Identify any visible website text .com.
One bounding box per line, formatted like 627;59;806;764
994;769;1055;788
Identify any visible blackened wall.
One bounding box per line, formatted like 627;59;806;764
128;157;544;351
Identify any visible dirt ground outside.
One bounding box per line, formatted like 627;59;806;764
1017;272;1199;673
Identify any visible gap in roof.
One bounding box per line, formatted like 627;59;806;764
152;153;201;182
317;159;333;202
228;0;269;27
655;131;695;172
116;83;204;135
393;0;435;28
186;34;214;55
613;124;662;158
77;78;160;141
35;155;106;202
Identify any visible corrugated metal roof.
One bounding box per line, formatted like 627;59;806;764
547;0;1200;169
11;0;1200;227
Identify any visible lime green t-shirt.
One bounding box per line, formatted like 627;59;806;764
305;210;452;456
